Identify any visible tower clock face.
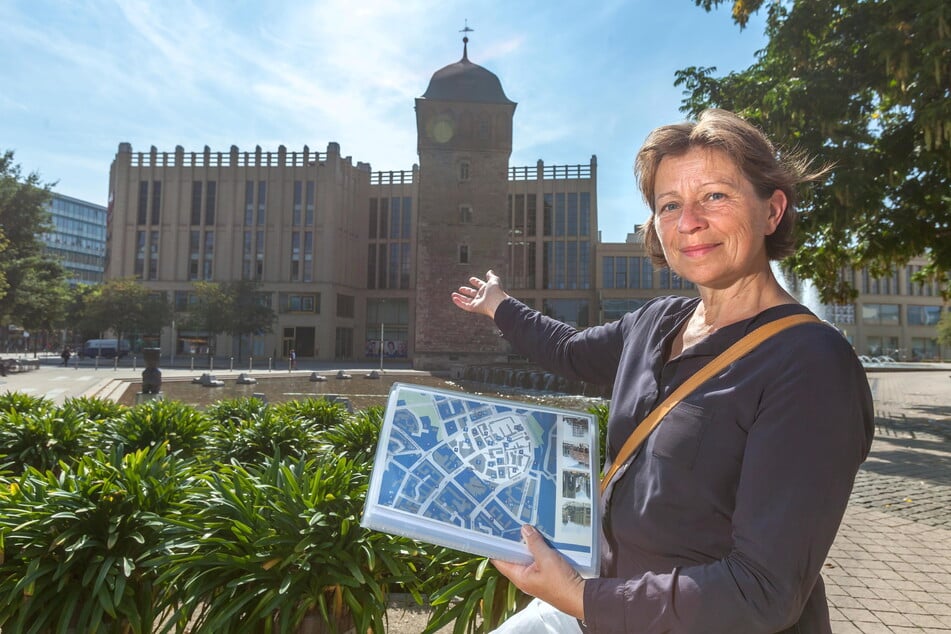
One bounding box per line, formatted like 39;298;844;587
430;115;454;144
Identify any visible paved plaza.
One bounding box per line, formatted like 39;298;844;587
1;359;949;632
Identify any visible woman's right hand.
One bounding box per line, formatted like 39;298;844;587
451;270;510;320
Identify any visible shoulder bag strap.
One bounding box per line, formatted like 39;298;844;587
599;313;821;496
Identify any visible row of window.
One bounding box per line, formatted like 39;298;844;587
50;216;107;240
865;336;941;361
368;197;413;240
136;179;318;229
861;303;946;326
172;290;319;314
509;193;594;237
51;198;106;224
601;256;697;291
367;197;413;290
856;266;945;297
135;227;319;283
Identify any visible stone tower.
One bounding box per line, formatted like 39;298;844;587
413;37;517;370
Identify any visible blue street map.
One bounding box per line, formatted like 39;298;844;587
363;383;597;575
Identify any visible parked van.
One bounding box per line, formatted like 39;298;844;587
83;339;131;358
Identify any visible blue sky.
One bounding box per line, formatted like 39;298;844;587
1;0;766;243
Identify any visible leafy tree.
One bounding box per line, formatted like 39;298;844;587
226;280;276;360
60;283;100;346
15;259;69;355
179;281;275;360
84;278;171;350
938;309;951;355
0;150;68;328
179;281;231;357
679;0;950;302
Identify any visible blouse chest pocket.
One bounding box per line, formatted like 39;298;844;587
649;401;710;469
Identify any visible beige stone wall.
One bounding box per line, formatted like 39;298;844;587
106;143;372;360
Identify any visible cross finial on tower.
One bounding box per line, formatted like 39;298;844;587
460;19;473;59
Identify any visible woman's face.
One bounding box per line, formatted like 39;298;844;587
652;147;786;291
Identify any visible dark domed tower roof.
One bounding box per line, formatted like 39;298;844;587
421;42;514;105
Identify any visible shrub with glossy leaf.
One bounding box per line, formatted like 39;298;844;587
205;396;268;426
106;399;210;458
274;397;349;432
422;552;530;634
317;406;382;466
162;454;421;634
0;444;193;633
61;395;127;423
0;406;94;473
205;406;320;464
0;391;54;415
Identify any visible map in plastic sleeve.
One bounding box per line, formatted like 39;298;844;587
361;382;600;577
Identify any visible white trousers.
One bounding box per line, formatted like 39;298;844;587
489;598;584;633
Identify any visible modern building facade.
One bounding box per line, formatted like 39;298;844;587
830;260;947;361
104;42;948;365
42;193;107;285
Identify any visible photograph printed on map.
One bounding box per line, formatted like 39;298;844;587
361;383;600;577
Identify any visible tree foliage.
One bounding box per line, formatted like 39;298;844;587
938;309;951;350
0;150;68;324
83;278;171;344
180;280;275;358
63;283;101;343
180;281;232;355
681;0;951;302
14;259;70;350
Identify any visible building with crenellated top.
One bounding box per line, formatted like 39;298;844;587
104;39;947;366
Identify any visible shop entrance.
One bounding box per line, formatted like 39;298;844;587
282;326;316;357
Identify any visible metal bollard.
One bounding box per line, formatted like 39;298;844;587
190;355;195;371
249;357;253;373
268;357;272;372
230;357;234;371
133;355;137;371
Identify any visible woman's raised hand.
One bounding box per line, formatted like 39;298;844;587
451;270;510;319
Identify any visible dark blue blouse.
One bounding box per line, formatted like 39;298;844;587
494;296;874;634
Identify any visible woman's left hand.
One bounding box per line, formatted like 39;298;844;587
492;525;586;620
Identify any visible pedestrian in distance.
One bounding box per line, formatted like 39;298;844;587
452;109;874;633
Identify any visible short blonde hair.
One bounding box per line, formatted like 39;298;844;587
635;109;827;267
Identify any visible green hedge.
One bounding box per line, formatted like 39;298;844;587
0;392;610;633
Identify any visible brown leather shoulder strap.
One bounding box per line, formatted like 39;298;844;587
599;313;821;496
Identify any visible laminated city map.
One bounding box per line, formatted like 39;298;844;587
362;382;600;577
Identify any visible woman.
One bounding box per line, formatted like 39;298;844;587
451;109;874;633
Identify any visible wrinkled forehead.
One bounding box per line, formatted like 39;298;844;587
653;147;746;196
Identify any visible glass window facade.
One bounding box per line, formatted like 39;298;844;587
366;196;412;289
602;298;648;322
907;305;942;326
42;194;107;284
543;298;589;328
602;256;661;290
365;298;409;359
862;303;900;325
